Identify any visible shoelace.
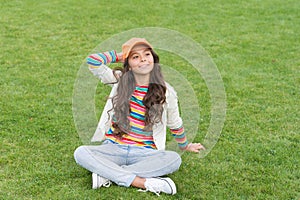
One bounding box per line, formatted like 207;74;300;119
102;180;112;188
138;187;160;196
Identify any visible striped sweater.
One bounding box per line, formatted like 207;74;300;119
87;50;188;150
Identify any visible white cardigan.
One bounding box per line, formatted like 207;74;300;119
90;65;183;150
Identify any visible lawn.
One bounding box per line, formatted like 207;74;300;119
1;0;299;199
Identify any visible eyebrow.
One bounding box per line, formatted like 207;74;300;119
131;48;151;54
129;48;151;56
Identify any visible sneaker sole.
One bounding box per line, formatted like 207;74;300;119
158;177;177;195
92;173;98;189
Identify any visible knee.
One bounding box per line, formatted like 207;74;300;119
174;152;182;167
168;151;182;168
74;146;87;164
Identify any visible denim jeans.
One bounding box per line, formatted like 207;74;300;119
74;140;182;187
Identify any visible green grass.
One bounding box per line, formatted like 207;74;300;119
1;0;299;199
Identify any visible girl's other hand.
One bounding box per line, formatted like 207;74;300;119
186;143;206;153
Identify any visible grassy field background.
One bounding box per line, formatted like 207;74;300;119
1;0;299;199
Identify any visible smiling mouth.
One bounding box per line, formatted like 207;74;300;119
139;64;149;68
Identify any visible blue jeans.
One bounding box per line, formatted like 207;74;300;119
74;141;182;187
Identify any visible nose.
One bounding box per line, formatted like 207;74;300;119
141;56;146;62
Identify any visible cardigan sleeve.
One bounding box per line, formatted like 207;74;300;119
166;84;189;150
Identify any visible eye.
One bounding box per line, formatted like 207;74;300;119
132;55;139;59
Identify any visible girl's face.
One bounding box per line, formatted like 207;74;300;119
128;44;154;76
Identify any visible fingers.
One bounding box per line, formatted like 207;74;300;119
193;143;206;149
198;144;206;150
189;143;206;153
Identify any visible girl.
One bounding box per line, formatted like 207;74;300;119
74;38;205;196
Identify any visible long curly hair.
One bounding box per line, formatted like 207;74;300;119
110;48;166;138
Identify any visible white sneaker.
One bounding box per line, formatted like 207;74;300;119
92;173;111;189
142;177;177;196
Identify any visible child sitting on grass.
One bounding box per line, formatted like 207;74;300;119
74;38;205;196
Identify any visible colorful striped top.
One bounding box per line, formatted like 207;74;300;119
87;50;189;150
105;85;157;149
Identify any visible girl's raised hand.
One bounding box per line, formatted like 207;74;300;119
185;143;206;153
117;52;124;63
